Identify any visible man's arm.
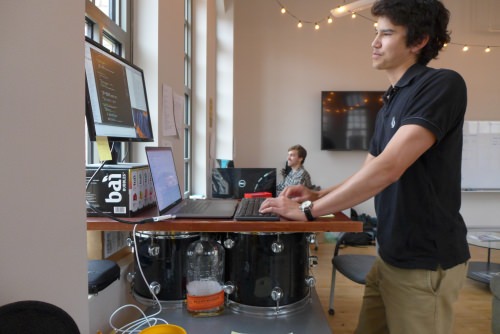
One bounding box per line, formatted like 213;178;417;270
261;124;436;220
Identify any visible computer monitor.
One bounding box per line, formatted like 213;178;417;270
84;37;154;147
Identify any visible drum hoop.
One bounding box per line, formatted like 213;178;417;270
135;231;200;239
230;232;303;236
132;290;186;308
226;290;311;317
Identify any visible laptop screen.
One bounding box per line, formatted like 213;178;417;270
145;147;183;213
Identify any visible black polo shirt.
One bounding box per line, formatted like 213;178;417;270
370;63;471;270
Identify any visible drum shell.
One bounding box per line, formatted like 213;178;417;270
224;232;309;307
133;232;200;301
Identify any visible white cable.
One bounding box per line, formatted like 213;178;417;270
109;224;170;333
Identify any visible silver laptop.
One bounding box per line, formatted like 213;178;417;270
146;146;238;219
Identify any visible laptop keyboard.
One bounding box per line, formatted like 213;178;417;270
234;197;280;221
177;200;211;213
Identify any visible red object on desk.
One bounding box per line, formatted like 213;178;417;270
244;192;272;198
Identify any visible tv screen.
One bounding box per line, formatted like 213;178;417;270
321;91;384;151
84;37;154;142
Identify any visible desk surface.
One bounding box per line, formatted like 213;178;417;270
87;207;362;232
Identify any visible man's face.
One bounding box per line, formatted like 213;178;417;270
287;150;302;168
371;16;417;74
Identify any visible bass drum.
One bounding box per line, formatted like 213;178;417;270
223;232;314;316
130;231;200;305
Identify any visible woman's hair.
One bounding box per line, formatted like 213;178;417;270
371;0;451;65
288;144;307;164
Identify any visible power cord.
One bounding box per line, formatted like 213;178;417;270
108;224;170;333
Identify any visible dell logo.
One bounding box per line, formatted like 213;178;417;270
238;179;246;188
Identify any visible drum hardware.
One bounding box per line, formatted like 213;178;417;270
223;237;235;249
126;237;134;248
305;276;316;287
149;281;161;295
306;233;317;244
223;282;235;295
309;255;318;267
271;235;284;253
127;272;135;283
271;287;283;302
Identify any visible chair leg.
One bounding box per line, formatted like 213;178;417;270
328;265;338;315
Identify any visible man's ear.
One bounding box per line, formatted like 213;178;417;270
411;35;430;54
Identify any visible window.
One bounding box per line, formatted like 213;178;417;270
184;0;193;197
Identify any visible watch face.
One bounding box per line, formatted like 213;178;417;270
301;200;312;210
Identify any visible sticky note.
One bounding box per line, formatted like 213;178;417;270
96;136;112;161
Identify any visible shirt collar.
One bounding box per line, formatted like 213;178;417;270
383;63;427;102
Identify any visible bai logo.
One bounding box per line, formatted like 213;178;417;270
103;173;124;203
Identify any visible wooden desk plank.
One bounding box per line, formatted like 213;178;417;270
87;209;362;232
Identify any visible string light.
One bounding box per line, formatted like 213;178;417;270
275;0;500;53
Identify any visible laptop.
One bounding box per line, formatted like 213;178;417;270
146;147;239;219
212;168;277;199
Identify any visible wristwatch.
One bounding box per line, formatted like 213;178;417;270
300;200;315;221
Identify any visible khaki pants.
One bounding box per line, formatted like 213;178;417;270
355;257;468;334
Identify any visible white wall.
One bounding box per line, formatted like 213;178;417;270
231;0;500;228
0;1;89;333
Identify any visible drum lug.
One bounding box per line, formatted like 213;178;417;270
223;281;235;295
306;233;317;245
223;237;235;249
149;281;161;296
309;255;318;267
127;272;135;283
126;237;134;248
271;240;284;253
271;287;283;301
305;275;316;287
148;244;160;257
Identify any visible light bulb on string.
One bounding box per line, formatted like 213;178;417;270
485;46;491;53
281;7;286;14
351;12;357;19
297;21;303;28
328;16;333;24
315;22;320;30
462;45;469;52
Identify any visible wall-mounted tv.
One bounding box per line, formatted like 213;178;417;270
321;91;384;151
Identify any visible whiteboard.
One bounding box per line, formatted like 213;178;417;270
461;121;500;190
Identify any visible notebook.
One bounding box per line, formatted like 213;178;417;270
211;168;277;199
146;147;239;219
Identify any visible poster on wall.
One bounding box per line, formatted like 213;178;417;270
461;121;500;190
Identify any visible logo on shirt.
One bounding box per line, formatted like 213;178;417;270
391;116;396;129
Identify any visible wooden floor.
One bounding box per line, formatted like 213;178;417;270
311;233;497;334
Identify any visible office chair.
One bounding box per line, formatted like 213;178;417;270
328;232;377;315
0;300;80;334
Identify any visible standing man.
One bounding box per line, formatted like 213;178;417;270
276;144;313;196
261;0;470;333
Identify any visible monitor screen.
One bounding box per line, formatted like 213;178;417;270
84;37;154;142
321;91;384;151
